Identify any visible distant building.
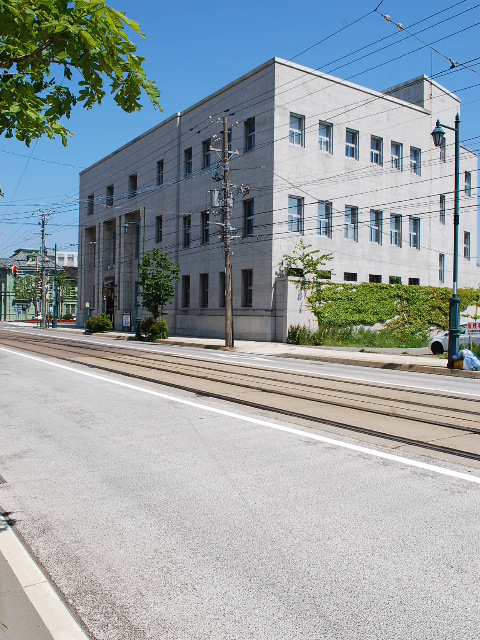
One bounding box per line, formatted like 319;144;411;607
46;250;78;268
78;57;479;341
0;248;78;321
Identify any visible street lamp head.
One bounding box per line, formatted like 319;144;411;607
123;222;130;233
431;120;445;148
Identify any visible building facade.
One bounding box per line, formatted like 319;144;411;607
46;250;78;268
0;249;78;321
78;58;479;341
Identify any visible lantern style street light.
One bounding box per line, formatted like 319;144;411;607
431;114;460;369
124;217;142;339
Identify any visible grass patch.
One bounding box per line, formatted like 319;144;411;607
287;324;429;349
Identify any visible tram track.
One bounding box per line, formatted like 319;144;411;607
2;329;480;462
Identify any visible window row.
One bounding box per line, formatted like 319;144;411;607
183;118;255;175
289;197;423;249
344;273;421;286
290;113;424;174
154;200;256;248
181;270;253;309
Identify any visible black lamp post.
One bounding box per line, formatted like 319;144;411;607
124;217;142;339
432;114;460;369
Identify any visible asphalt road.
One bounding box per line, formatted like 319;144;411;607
1;347;480;639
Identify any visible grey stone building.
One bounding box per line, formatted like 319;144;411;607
78;57;479;341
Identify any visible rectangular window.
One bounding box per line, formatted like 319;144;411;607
245;118;255;151
439;253;445;283
200;273;209;308
128;174;137;197
289;114;305;147
464;231;471;260
317;201;332;238
219;271;225;308
156;160;164;186
182;275;190;308
408;278;420;286
440;194;446;224
155;215;162;243
410;147;421;175
440;137;446;163
201;211;209;244
389;276;401;285
370;136;383;165
390;214;402;247
409;217;420;249
344;206;358;242
369;274;382;283
202;139;211;168
87;194;94;216
344;272;357;282
243;199;254;237
318;122;333;154
242;270;253;308
391;142;402;170
183;215;191;248
465;171;472;196
288;196;304;233
184;148;193;175
370;210;383;244
106;185;114;208
345;129;358;160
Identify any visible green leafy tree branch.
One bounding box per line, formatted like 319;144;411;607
0;0;161;167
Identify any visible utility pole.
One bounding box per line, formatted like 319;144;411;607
40;211;49;330
52;243;58;328
222;116;234;348
209;116;249;349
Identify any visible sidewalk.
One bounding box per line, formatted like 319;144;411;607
6;321;480;378
0;514;88;640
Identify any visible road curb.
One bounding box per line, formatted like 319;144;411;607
156;340;480;378
0;513;89;640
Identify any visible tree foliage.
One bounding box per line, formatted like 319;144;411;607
139;249;180;320
282;239;332;292
55;267;72;302
13;274;37;301
0;0;161;150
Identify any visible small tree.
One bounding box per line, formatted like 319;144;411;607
55;268;72;314
13;274;37;302
283;240;332;293
139;250;180;321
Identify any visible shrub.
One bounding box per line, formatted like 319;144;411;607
141;316;155;334
62;313;74;320
145;319;169;341
86;313;112;333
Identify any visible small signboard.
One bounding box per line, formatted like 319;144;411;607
467;322;480;334
122;313;131;328
13;306;22;313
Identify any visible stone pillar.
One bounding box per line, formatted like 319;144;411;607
96;222;103;314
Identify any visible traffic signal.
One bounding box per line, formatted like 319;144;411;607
12;265;17;278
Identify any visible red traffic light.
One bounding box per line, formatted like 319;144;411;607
12;265;17;278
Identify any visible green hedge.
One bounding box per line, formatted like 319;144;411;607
308;282;480;337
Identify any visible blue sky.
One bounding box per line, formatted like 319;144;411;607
0;0;479;258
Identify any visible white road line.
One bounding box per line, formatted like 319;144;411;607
0;513;88;639
2;326;479;397
2;345;480;486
